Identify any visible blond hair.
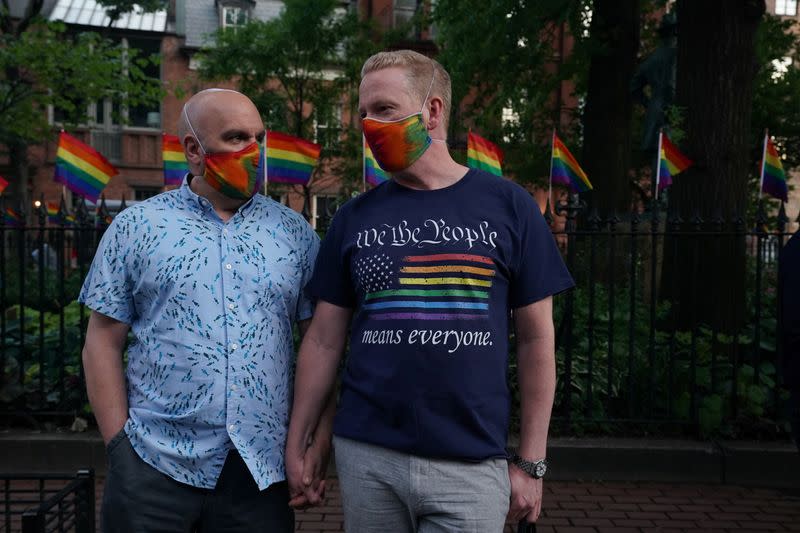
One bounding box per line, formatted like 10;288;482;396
361;50;452;130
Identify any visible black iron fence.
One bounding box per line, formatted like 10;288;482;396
544;196;792;438
0;194;794;439
0;470;95;533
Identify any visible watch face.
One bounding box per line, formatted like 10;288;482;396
534;462;547;477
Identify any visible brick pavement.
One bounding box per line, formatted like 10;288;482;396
84;476;800;532
292;479;800;533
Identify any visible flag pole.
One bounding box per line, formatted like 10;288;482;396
654;128;663;201
758;129;768;201
548;129;555;216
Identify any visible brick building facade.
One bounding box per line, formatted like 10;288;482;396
14;0;578;226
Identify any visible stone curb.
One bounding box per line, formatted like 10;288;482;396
1;431;797;488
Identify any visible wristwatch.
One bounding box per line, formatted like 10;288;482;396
507;448;548;479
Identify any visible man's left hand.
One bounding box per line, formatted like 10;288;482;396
507;463;543;524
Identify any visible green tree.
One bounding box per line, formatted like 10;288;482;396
752;14;800;172
197;0;377;218
0;1;163;208
433;0;584;186
433;0;663;215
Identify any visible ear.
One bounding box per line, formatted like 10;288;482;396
183;134;204;174
425;95;445;132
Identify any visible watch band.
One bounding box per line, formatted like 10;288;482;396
507;448;548;479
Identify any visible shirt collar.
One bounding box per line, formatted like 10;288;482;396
179;174;260;219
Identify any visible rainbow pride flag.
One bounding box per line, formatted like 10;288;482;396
266;131;321;185
4;207;21;226
163;134;188;186
54;132;117;202
45;202;76;226
46;202;59;223
364;135;389;186
467;132;503;176
551;132;591;193
760;132;788;202
0;175;8;195
657;131;692;195
361;253;496;321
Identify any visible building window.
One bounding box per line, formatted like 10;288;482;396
50;37;160;131
126;37;162;129
222;6;249;30
313;195;339;231
134;187;161;201
313;105;343;146
394;0;417;29
776;0;798;15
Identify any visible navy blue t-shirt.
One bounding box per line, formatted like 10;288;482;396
308;169;574;461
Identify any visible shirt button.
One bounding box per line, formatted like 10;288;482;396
222;228;228;234
228;303;235;310
230;343;238;350
231;384;238;391
228;424;235;432
225;263;232;270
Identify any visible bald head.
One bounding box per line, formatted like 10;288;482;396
178;89;265;176
178;89;260;151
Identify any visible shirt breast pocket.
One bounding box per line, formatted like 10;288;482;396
249;257;301;315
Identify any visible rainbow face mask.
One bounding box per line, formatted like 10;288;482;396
361;64;438;173
361;114;432;173
203;142;264;200
184;107;265;200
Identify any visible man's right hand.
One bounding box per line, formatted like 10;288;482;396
102;419;128;446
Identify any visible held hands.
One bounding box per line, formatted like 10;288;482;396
287;433;331;509
507;463;543;524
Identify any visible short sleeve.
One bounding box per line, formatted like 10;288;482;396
509;192;574;308
295;223;321;322
78;214;136;324
306;208;356;308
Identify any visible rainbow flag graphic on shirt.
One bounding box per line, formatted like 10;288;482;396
467;132;503;176
657;131;692;193
551;132;592;193
163;134;188;186
266;131;321;185
54;132;117;202
358;253;495;321
364;135;389;186
760;132;788;202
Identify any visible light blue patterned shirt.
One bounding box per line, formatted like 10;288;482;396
79;178;319;490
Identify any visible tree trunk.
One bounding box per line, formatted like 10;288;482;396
8;139;30;214
661;0;764;332
581;0;640;217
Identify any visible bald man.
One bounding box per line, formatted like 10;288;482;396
80;89;329;532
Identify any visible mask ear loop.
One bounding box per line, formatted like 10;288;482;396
183;105;207;155
421;61;447;145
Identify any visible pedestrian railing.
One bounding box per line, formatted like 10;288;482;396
0;470;94;533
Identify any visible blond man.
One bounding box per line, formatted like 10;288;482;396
286;51;573;532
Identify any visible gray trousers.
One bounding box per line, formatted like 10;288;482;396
334;436;511;533
102;430;294;533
